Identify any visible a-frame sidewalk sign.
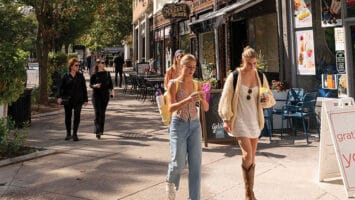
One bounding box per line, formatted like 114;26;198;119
318;97;355;198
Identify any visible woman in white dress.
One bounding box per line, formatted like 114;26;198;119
218;46;275;200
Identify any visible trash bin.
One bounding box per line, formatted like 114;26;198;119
8;88;32;128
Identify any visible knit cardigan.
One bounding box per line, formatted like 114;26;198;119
218;69;276;135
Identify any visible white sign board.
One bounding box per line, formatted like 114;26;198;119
319;97;355;198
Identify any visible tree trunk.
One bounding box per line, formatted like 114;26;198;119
36;25;49;105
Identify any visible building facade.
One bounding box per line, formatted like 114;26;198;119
132;0;355;99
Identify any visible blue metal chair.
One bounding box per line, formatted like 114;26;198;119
272;88;305;124
281;92;318;143
261;107;273;141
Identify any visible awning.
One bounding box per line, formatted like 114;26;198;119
189;0;263;32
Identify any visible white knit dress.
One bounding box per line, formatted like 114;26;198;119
232;85;260;138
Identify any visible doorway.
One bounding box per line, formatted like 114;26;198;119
230;19;247;70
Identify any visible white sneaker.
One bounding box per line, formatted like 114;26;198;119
166;182;176;200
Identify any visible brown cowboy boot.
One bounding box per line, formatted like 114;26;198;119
247;164;256;200
242;164;256;200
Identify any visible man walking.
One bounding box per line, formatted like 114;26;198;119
87;51;96;76
113;52;124;87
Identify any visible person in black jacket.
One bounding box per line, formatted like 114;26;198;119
57;58;88;141
113;52;124;87
90;59;114;139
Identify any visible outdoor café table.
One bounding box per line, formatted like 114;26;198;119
144;77;164;90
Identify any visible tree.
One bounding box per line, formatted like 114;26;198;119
79;0;132;48
21;0;99;104
0;1;35;104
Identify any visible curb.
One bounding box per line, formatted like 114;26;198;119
0;149;56;167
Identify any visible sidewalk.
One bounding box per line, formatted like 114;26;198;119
0;86;347;199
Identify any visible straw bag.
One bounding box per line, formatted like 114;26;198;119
156;82;179;126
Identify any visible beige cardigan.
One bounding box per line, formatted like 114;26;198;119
218;69;276;134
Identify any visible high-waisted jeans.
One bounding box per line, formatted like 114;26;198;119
166;116;202;200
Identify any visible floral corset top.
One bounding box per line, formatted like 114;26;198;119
172;85;198;121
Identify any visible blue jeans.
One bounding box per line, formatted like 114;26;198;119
166;117;202;200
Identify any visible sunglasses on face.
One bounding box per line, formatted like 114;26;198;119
247;88;252;100
74;64;80;67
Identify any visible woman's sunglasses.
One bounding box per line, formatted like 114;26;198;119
247;88;252;100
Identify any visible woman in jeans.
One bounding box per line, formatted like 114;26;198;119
57;58;88;141
90;59;114;139
166;54;209;200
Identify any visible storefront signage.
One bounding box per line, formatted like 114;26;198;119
335;27;345;51
336;50;346;74
319;98;355;198
162;3;190;19
296;30;316;75
294;0;313;28
321;0;342;27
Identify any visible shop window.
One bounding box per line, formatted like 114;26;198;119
199;31;216;80
347;0;355;17
180;34;190;53
251;13;279;73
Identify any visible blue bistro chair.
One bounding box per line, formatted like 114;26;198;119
261;107;273;141
272;88;305;121
281;92;318;143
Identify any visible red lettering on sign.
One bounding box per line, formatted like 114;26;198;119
342;153;355;168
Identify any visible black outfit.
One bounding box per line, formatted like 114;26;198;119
114;55;124;87
57;72;88;141
90;71;113;138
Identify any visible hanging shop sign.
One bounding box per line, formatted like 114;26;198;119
294;0;313;28
296;30;316;75
321;0;342;27
336;50;346;74
162;3;190;19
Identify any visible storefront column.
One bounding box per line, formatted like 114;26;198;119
145;14;150;60
138;20;143;62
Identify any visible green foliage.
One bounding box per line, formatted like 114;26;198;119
0;117;28;157
0;1;34;104
256;50;268;72
49;52;68;73
79;0;132;48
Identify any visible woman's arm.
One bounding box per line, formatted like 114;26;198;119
164;69;171;90
218;73;235;121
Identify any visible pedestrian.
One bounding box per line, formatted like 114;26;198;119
165;54;209;200
113;52;124;87
164;49;184;90
218;46;275;200
90;59;114;139
87;51;96;75
57;58;88;141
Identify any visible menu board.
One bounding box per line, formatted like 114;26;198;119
294;0;313;28
200;89;235;147
296;30;316;75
